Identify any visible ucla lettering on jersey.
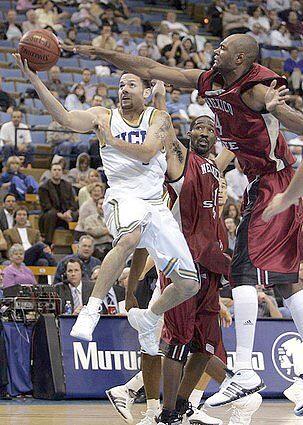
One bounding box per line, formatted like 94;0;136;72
100;107;167;200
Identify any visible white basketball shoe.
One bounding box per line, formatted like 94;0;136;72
228;393;262;425
284;378;303;416
187;406;223;424
128;308;160;356
70;306;100;341
205;370;265;407
106;385;136;424
137;408;161;424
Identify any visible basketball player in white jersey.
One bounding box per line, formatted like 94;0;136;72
13;54;200;357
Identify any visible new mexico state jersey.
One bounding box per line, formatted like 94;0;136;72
198;64;295;180
100;107;167;200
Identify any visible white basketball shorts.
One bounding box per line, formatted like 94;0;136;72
103;196;197;282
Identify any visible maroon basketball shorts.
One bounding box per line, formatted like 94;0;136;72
231;166;303;287
160;270;226;363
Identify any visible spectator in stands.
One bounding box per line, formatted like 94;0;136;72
55;258;94;315
80;68;96;104
100;7;119;33
68;152;93;191
22;9;41;33
256;286;283;318
17;0;37;12
161;10;188;36
78;170;102;207
137;32;161;61
92;83;115;109
0;10;22;41
224;217;237;251
114;0;142;28
0;77;16;114
157;23;172;51
166;88;189;133
2;244;36;288
268;22;292;47
54;235;101;284
222;3;250;37
39;155;69;184
207;0;226;37
246;23;268;43
83;197;112;261
35;0;69;31
286;11;303;39
279;0;303;22
267;0;290;13
0;157;38;200
64;27;77;48
187;24;206;53
224;202;241;224
74;182;105;240
138;45;149;58
116;30;137;55
0;110;34;167
161;32;184;66
38;163;78;246
268;10;281;30
46;66;68;100
248;6;270;32
284;48;303;91
47;119;82;162
70;3;100;32
92;24;117;51
0;194;16;232
3;206;56;267
225;159;249;204
187;90;215;119
64;84;89;112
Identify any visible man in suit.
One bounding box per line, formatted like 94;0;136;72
38;163;78;245
3;206;56;266
55;258;94;315
0;194;16;232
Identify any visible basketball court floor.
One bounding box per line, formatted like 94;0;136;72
0;399;302;425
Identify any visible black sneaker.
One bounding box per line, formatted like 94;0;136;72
156;409;183;424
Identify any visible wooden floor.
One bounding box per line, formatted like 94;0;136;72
0;399;302;424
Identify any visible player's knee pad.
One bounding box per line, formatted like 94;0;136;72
161;342;190;364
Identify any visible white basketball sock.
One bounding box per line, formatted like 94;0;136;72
147;399;160;411
232;285;258;371
87;296;102;313
284;290;303;375
189;389;204;408
125;371;144;394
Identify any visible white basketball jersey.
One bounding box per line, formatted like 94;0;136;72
100;107;167;200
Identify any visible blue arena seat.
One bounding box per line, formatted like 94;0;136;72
27;114;52;127
1;69;22;79
30;129;46;144
0;111;11;124
1;81;15;92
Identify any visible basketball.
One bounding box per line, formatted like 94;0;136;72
18;29;60;72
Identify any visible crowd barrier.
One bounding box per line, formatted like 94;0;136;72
2;316;302;399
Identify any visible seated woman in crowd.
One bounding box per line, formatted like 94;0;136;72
78;169;103;207
83;196;112;260
68;152;94;192
75;182;105;241
0;156;39;201
2;244;36;288
223;202;241;226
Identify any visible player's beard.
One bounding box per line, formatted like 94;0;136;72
191;137;210;156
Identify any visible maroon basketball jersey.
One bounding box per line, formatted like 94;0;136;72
198;64;295;180
167;151;230;276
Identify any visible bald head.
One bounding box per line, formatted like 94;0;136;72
225;34;259;66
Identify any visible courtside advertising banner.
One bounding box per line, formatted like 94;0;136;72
59;317;302;398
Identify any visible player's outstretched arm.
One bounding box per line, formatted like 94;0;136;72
256;80;303;134
65;44;201;88
12;53;100;133
102;110;174;163
262;162;303;221
215;147;235;172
